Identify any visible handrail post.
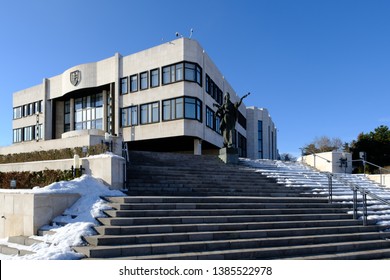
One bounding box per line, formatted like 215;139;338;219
353;188;358;220
327;173;333;204
362;192;368;226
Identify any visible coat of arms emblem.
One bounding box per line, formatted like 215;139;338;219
70;70;81;86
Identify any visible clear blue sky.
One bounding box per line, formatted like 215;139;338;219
1;0;390;157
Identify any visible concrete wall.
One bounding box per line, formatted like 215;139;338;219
367;174;390;188
0;155;126;190
302;151;353;174
0;193;80;238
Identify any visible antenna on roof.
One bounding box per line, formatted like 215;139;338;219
189;28;194;39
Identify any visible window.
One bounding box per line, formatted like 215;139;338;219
206;74;223;105
162;97;202;122
64;100;71;132
13;128;22;143
120;77;128;95
74;93;104;131
258;120;263;159
24;126;34;141
162;61;201;86
13;107;22;119
121;106;138;127
150;68;159;88
206;107;215;130
140;102;159;124
140;72;148;90
130;74;138;92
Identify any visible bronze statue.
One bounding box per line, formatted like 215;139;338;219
214;92;250;148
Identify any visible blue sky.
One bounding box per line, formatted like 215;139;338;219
1;0;390;156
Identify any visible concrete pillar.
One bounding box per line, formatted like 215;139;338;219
194;139;202;155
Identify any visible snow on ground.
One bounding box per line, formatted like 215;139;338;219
0;175;125;260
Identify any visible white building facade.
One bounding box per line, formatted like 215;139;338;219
7;38;277;158
246;107;278;160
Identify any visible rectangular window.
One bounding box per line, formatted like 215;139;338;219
64;100;71;132
258;120;263;159
184;63;196;82
162;61;201;86
121;106;138;127
206;107;215;130
74;93;104;131
162;97;201;122
120;77;128;95
150;68;159;88
140;102;159;124
140;72;148;90
205;74;222;105
23;126;34;141
130;74;138;92
13;107;22;119
13;128;23;143
162;66;171;85
176;63;183;81
163;100;172;121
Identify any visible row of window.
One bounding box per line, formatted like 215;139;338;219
13;100;43;119
206;106;221;134
121;96;202;127
13;124;43;143
120;61;202;95
205;75;223;105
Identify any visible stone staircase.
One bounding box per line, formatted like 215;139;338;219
74;151;390;259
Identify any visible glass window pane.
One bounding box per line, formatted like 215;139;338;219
185;98;196;119
185;63;195;81
122;108;128;127
163;100;171;120
140;72;148;90
162;67;170;84
130;75;138;92
96;119;103;130
121;77;128;94
176;63;183;81
151;69;159;87
131;107;138;125
176;98;183;118
152;103;159;122
141;105;148;124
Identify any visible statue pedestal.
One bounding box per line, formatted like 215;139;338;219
219;147;239;164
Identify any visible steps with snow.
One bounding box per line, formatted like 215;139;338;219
73;151;390;260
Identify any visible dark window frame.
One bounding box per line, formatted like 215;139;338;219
140;71;149;90
120;77;128;95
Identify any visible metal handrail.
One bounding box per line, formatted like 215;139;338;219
326;172;390;226
352;159;390;185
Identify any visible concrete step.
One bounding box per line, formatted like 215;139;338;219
97;213;354;226
103;207;351;218
75;232;390;259
107;202;352;211
105;196;330;204
285;247;390;260
94;219;370;235
86;225;388;246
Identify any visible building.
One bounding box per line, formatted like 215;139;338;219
246;107;278;159
6;38;277;158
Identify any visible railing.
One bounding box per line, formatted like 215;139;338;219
352;159;390;186
324;172;390;226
